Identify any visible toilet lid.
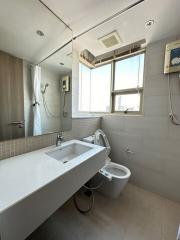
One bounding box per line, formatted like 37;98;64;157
94;129;111;156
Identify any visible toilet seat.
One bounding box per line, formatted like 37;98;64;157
101;162;131;179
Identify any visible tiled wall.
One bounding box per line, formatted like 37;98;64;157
101;35;180;202
0;118;100;160
71;117;101;139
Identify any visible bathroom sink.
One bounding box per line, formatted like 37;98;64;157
0;139;106;240
46;142;93;163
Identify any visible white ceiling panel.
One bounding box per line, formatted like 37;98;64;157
0;0;72;63
0;0;179;63
42;0;180;56
42;0;137;35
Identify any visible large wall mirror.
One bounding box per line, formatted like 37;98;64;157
0;0;72;141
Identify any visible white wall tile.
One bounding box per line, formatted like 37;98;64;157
124;116;169;139
101;115;125;132
144;74;168;96
144;95;168;116
101;36;180;202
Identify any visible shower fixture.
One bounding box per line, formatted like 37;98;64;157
41;83;61;118
41;83;49;94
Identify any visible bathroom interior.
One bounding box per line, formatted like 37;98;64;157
0;0;180;239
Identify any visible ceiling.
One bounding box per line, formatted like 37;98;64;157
0;0;179;66
42;0;136;36
40;43;72;74
0;0;72;63
42;0;180;56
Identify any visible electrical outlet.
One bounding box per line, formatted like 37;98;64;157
177;225;180;240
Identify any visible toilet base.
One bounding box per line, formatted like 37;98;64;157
98;176;129;199
92;172;129;199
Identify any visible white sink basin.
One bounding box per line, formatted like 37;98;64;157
0;140;106;240
46;142;93;164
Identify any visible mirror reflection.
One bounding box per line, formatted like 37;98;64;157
0;0;72;141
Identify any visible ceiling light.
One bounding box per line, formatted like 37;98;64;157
145;20;155;28
36;30;45;37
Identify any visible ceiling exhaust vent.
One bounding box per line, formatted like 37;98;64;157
98;31;122;48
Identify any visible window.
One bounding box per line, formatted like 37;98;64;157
79;51;145;114
90;64;111;112
114;54;144;90
79;63;91;111
114;93;141;112
79;63;111;112
113;53;144;113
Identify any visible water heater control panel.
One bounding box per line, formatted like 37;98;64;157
62;75;70;92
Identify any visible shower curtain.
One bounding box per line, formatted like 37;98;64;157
32;65;42;136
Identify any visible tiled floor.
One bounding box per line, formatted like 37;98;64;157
27;184;180;240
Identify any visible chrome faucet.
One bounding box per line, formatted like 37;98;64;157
56;132;64;146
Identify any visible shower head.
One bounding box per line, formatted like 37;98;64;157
42;83;49;94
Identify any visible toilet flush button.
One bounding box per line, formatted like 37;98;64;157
177;225;180;240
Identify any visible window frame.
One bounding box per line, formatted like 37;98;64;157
111;50;145;114
111;89;143;114
79;49;145;115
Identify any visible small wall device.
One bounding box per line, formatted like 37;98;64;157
164;40;180;74
62;75;70;92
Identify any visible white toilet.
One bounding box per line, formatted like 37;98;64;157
83;129;131;199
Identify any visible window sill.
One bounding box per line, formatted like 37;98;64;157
101;112;144;117
73;111;144;118
72;116;101;119
72;112;102;119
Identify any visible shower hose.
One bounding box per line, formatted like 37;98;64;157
168;73;180;125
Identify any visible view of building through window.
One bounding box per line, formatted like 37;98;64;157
114;93;141;112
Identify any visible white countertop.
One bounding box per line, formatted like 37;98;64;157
0;140;104;213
